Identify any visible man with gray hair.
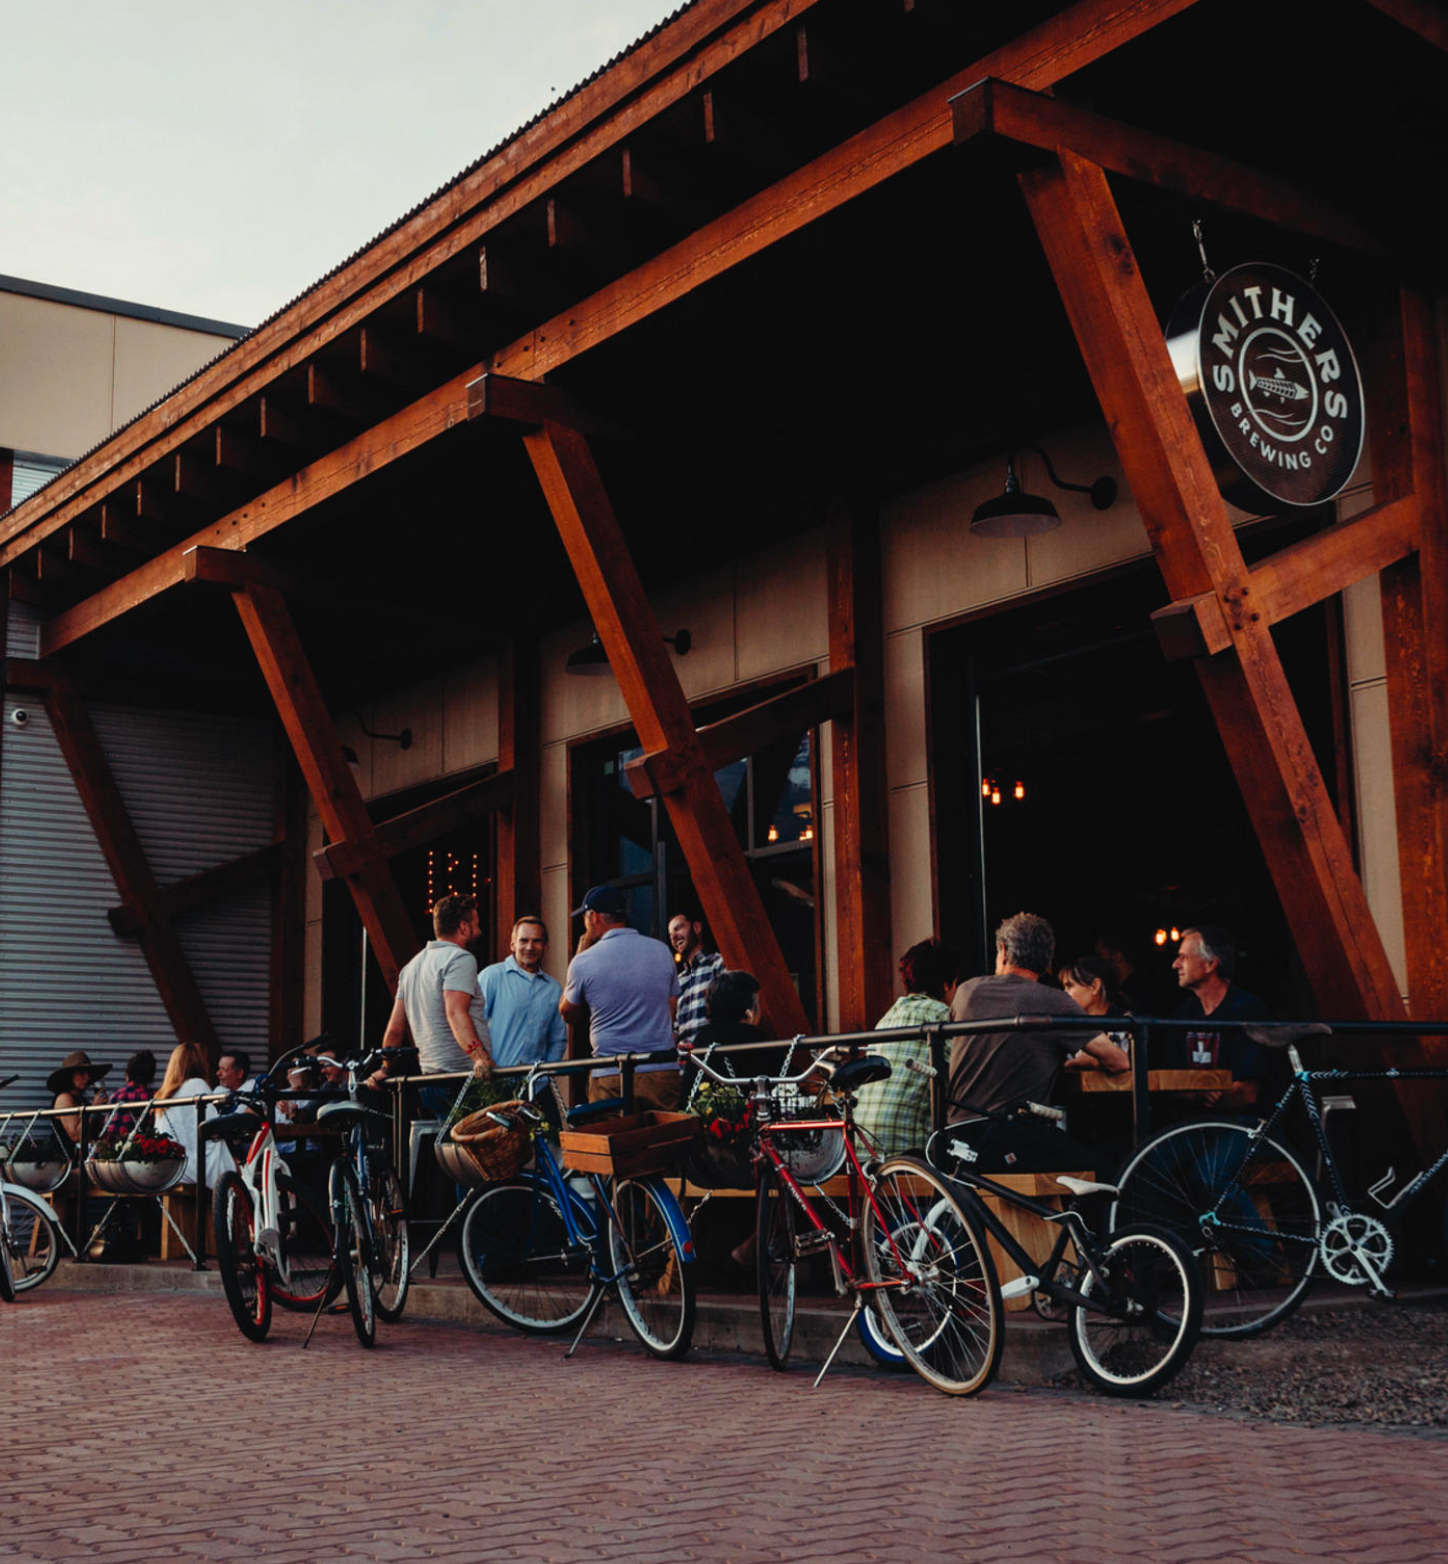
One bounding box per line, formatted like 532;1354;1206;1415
945;912;1128;1171
1169;924;1270;1110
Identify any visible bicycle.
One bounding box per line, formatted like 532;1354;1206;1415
201;1046;340;1342
688;1044;1004;1396
310;1045;413;1348
0;1077;77;1299
1109;1022;1448;1338
455;1063;697;1360
926;1097;1203;1396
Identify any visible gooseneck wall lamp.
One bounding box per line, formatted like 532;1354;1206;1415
565;628;692;677
970;443;1118;538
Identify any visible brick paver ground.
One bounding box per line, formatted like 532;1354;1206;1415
4;1288;1446;1563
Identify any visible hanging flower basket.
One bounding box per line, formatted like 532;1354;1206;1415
683;1080;754;1190
1;1126;73;1194
87;1130;187;1196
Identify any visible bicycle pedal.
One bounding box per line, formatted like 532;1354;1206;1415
794;1229;834;1255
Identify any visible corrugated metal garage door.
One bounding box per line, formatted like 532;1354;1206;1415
1;605;276;1108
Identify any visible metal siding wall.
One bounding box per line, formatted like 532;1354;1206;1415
0;605;275;1106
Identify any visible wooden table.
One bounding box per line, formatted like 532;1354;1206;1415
1064;1068;1233;1094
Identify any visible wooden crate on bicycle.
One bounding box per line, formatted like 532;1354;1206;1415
560;1112;702;1179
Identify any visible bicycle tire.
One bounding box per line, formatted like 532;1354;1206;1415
1067;1223;1202;1396
857;1303;910;1371
368;1162;410;1323
332;1161;375;1348
1;1185;61;1294
861;1158;1002;1397
0;1196;14;1304
458;1177;597;1334
755;1162;796;1369
270;1174;337;1312
608;1177;695;1361
214;1171;272;1342
1109;1119;1321;1339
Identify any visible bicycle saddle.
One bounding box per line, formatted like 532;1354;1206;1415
199;1111;265;1142
830;1054;892;1093
316;1101;391;1127
1243;1022;1332;1049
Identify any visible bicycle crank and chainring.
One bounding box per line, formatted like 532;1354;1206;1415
1318;1211;1393;1285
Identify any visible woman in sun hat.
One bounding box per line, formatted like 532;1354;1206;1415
48;1049;112;1144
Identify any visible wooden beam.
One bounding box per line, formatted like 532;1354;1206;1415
107;842;286;935
229;581;420;989
952;78;1386;258
623;668;856;800
182;544;293;594
1151;495;1421;659
522;419;812;1037
258;396;304;449
1370;284;1448;1032
828;499;894;1033
496;636;542;949
1020;148;1404;1023
215;426;261;474
467;371;614;436
1365;0;1448;51
314;768;516;883
38;370;475;657
39;673;221;1054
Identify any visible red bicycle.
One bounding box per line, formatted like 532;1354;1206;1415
687;1044;1004;1396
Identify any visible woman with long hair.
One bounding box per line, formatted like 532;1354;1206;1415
154;1041;233;1185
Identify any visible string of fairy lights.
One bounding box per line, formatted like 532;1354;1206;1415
425;848;481;913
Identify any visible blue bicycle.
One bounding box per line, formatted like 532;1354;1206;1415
456;1069;697;1360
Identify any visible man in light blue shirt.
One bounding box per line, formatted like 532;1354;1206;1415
561;885;680;1109
478;915;567;1070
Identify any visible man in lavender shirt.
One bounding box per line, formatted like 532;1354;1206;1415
560;885;681;1110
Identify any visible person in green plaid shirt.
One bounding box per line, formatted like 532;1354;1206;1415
854;938;959;1157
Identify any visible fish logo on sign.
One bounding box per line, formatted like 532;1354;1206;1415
1166;263;1365;511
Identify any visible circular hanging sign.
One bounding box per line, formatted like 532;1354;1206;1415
1166;262;1364;510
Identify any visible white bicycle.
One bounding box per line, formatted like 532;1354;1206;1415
0;1075;77;1299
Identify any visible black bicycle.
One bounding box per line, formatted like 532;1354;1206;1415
1110;1022;1448;1338
929;1099;1204;1397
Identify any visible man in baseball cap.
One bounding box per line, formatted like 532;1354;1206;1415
560;886;681;1108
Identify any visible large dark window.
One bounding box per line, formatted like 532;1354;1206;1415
928;555;1345;1016
321;771;495;1050
571;696;822;1027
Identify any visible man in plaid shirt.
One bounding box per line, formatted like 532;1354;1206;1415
854;939;959;1158
669;910;725;1044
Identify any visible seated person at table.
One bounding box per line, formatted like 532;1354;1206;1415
104;1050;158;1141
1058;955;1134;1066
154;1041;234;1187
944;913;1128;1174
687;969;778;1079
49;1049;112;1144
1167;925;1271;1111
853;938;958;1158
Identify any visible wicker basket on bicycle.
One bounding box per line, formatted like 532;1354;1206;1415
448;1100;533;1184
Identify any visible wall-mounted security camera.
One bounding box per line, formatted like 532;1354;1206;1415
11;708;29;728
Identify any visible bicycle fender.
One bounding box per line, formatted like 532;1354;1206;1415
634;1175;696;1264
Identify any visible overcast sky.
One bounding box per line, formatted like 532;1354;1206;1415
3;0;675;327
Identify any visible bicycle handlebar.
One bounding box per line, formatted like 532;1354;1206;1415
679;1041;823;1092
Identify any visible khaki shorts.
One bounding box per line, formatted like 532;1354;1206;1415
588;1067;683;1113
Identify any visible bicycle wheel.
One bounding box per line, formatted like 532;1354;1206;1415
857;1304;910;1371
332;1162;375;1348
213;1172;272;1342
0;1199;14;1303
368;1162;410;1323
1110;1120;1320;1338
755;1163;796;1369
458;1176;597;1334
608;1177;695;1361
1;1186;61;1294
270;1174;337;1312
861;1158;1002;1396
1068;1224;1202;1396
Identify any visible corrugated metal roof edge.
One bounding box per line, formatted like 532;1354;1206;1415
3;1;699;522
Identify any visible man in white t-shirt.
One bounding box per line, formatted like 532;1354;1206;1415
382;894;494;1086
